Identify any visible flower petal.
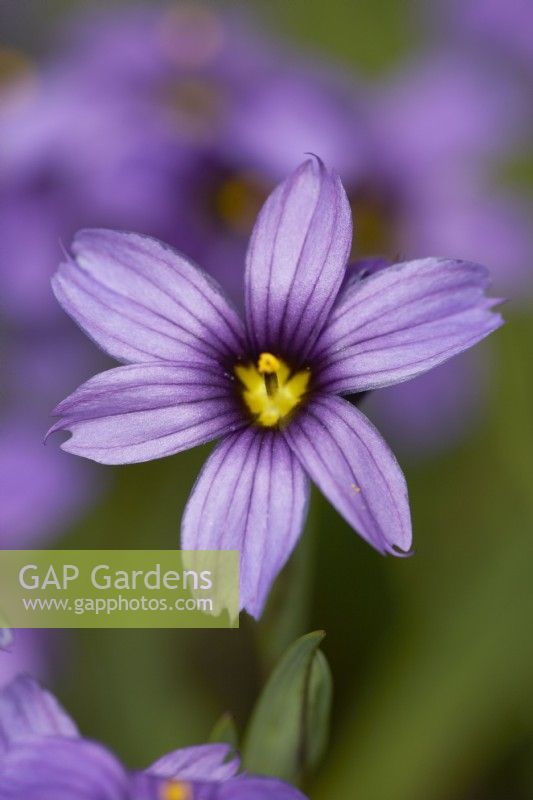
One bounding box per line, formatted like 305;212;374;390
0;413;92;547
217;776;308;799
149;744;239;782
0;632;48;691
133;773;308;799
284;395;411;554
0;676;78;753
181;428;309;619
313;258;503;394
244;157;352;362
52;229;246;367
48;363;244;465
0;738;127;800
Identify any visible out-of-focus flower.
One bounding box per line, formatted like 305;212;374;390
34;4;370;303
0;415;90;548
0;632;47;688
440;0;533;74
48;159;502;616
0;630;12;651
0;333;98;548
0;50;105;553
366;50;530;295
0;674;306;798
0;69;174;326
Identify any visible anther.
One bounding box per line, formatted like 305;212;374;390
257;352;281;374
161;781;191;800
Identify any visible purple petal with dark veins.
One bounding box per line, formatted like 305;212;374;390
149;744;239;782
0;676;78;753
340;257;391;292
181;428;309;618
284;395;411;555
52;229;246;367
0;737;127;800
313;258;503;394
244;157;352;362
48;363;244;464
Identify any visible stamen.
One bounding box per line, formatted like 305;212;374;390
264;372;278;397
235;354;310;428
258;352;281;374
161;780;191;800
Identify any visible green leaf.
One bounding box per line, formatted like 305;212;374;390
242;630;332;784
209;712;239;750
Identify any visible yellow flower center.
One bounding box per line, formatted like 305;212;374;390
161;780;191;800
235;352;310;428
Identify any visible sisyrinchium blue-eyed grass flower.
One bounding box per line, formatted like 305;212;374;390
48;157;503;618
0;674;306;799
3;5;526;461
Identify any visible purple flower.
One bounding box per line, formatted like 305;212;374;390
0;413;90;548
440;0;533;73
52;6;531;301
0;632;48;689
354;50;529;453
29;4;369;305
0;674;305;799
367;50;531;297
0;67;175;327
3;6;527;466
0;334;98;549
48;158;502;617
2;6;521;462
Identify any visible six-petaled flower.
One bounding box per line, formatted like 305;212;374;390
49;157;503;618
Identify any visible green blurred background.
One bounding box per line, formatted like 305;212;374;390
1;2;532;799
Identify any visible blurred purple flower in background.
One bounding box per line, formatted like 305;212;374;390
0;631;48;689
366;50;530;292
48;159;502;616
441;0;533;75
43;3;370;299
0;54;104;554
0;675;306;798
0;416;85;547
